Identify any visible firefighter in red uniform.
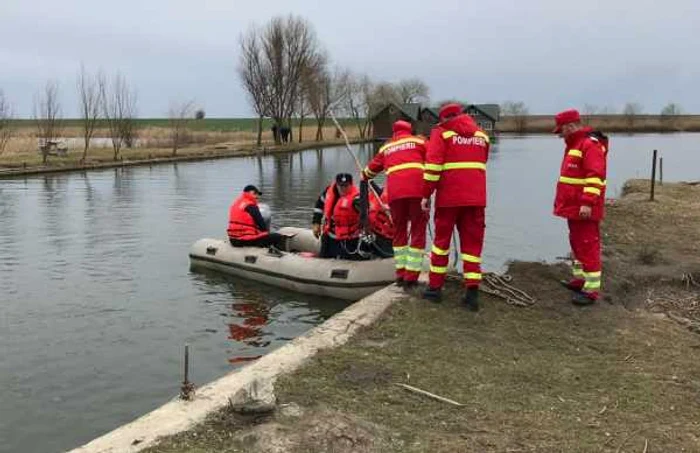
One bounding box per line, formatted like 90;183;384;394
421;104;490;311
227;184;283;248
553;109;609;305
363;120;428;287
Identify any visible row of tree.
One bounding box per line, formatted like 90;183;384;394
238;15;429;145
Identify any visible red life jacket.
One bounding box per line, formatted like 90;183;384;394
227;192;268;240
369;191;395;239
323;183;361;240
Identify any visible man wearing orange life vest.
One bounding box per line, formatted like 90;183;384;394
227;185;283;249
362;120;428;287
553;109;609;305
365;183;395;258
312;173;363;259
421;103;490;311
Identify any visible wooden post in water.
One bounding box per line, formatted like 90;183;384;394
659;157;664;186
184;344;189;384
650;149;658;201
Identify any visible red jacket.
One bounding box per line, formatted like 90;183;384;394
554;128;608;220
323;183;361;240
363;131;426;202
227;192;268;240
369;191;395;239
422;113;490;207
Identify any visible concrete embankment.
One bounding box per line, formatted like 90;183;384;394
69;284;404;453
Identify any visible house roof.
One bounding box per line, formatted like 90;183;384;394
466;104;501;122
370;102;422;121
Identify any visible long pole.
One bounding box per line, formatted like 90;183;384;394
650;149;657;201
659;156;664;186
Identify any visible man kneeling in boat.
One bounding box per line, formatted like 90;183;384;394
227;184;284;249
312;173;393;260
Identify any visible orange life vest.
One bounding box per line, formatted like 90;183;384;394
322;183;361;240
227;192;267;240
369;191;395;239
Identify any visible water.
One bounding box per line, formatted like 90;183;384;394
1;134;699;453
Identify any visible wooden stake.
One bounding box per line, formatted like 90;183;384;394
395;383;464;407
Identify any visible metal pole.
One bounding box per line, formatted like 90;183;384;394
650;149;657;201
184;344;189;384
659;157;664;186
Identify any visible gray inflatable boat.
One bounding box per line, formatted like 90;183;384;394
189;227;395;301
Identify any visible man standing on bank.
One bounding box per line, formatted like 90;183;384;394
553;109;609;305
421;103;490;311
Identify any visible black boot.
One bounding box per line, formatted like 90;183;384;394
403;280;418;290
422;287;442;302
462;287;480;312
572;292;596;306
394;278;405;288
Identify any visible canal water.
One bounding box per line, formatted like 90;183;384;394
0;133;698;453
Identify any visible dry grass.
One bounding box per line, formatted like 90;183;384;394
498;115;700;134
144;181;700;453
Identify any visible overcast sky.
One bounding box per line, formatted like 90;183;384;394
1;0;698;117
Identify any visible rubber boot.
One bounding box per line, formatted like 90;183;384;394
422;286;442;303
560;279;584;293
403;280;418;290
462;287;480;312
572;291;597;306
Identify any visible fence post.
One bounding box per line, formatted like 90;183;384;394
650;149;657;201
659;157;664;186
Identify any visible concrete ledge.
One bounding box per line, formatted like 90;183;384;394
69;284;403;453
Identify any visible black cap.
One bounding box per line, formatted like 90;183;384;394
335;173;353;185
243;184;262;195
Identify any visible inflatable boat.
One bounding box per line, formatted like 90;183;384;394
188;227;396;301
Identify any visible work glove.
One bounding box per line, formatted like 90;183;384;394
312;223;321;238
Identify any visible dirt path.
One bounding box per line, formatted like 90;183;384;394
144;180;700;453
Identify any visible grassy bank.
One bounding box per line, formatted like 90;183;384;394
142;179;700;453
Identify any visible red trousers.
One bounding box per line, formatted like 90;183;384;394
390;198;428;282
429;206;485;289
567;219;602;299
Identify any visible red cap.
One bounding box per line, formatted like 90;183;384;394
392;120;412;133
438;103;463;120
553;109;581;133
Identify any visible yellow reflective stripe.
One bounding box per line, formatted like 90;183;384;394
442;162;486;171
474;131;491;143
386;162;424;174
424;173;440;181
583;187;601;196
559;176;585;185
442;130;458;139
393;245;408;251
568;149;583;158
583;281;601;290
431;245;450;256
405;265;422;272
378;137;425;154
406;256;423;263
464;272;482;280
408;247;423;254
585;271;602;279
362;167;377;177
395;264;406;270
585;177;606;186
460;253;481;263
430;265;448;274
425;163;443;171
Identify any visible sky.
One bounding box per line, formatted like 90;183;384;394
1;0;698;118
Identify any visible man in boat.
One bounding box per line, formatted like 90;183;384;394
362;119;428;287
421;103;490;311
227;184;284;249
363;182;395;258
552;109;609;306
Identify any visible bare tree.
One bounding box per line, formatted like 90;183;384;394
622;102;643;129
660;102;682;130
581;104;598;123
343;73;373;139
33;81;63;164
501;101;529;134
308;67;349;141
100;73;138;161
396;78;430;104
0;90;13;155
238;29;271;146
168;100;196;156
77;65;102;161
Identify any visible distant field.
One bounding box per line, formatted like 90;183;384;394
8;117;358;132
